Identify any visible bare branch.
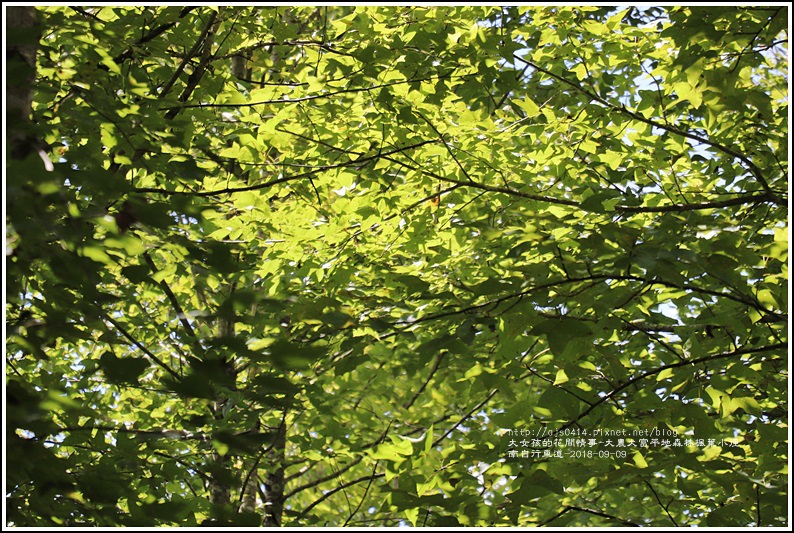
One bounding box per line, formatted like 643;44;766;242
159;10;218;102
102;314;181;379
513;54;785;205
540;505;641;527
342;460;380;526
403;352;445;410
554;343;786;434
143;251;196;338
295;472;386;521
432;389;498;447
133;140;436;197
644;479;679;526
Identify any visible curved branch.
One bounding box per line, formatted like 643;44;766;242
54;424;207;441
159;9;218;102
614;192;776;213
284;436;385;499
164;10;220;120
143;251;196;338
381;153;777;215
432;389;498;447
403;352;445;410
112;7;198;65
555;343;786;434
161;71;459;111
389;272;783;333
644;479;679;526
512;55;785;205
540;505;640;527
342;460;380;526
133;139;436;197
294;472;386;521
727;7;784;73
102;313;181;379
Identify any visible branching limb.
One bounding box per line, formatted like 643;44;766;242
382;152;775;214
513;55;785;205
539;505;640;527
113;6;198;64
133;139;437;197
342;460;380;526
432;389;498;447
53;424;207;441
403;352;445;410
143;251;196;338
159;10;218;101
284;456;364;500
555;343;786;434
102;313;181;379
644;479;679;526
295;472;386;521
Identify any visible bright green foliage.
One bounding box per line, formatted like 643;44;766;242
5;6;788;527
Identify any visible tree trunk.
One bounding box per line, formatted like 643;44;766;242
239;456;259;514
6;6;40;159
208;317;237;515
263;414;287;526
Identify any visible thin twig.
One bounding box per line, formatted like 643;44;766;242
143;251;196;338
513;54;784;204
644;479;679;526
102;313;181;379
295;473;386;521
433;389;498;447
342;460;380;526
403;352;445;410
553;344;785;434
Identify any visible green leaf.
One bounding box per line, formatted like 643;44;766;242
121;264;152;283
553;368;569;385
369;436;414;462
98;351;150;385
267;339;324;370
536;386;580;420
533;318;592;356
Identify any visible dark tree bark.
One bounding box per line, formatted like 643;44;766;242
6;6;41;159
208;318;238;514
263;415;287;527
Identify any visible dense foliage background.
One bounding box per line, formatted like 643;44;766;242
5;5;789;527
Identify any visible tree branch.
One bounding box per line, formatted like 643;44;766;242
388;272;783;333
415;111;474;183
432;389;498;447
540;505;640;527
381;153;776;215
554;343;786;434
143;251;196;338
342;460;380;526
403;352;445;410
644;479;679;526
133;139;437;197
614;192;776;213
728;7;784;73
295;472;386;521
102;313;181;379
512;54;785;205
161;71;459;111
164;10;220;119
112;7;198;65
285;419;394;501
54;424;207;441
158;9;218;102
284;455;363;501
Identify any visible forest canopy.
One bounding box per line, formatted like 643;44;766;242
5;5;789;527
